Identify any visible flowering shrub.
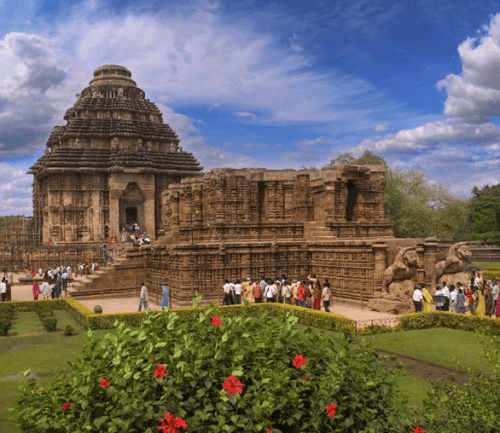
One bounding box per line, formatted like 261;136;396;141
17;300;411;432
157;411;188;433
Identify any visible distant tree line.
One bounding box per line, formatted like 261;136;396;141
323;151;499;242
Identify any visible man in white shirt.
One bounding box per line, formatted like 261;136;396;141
441;281;450;311
492;279;499;316
413;285;423;312
138;282;148;311
0;278;6;302
449;284;458;313
234;280;242;304
434;285;445;311
222;280;232;305
322;283;331;312
265;280;277;302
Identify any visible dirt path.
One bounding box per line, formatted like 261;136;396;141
379;350;470;385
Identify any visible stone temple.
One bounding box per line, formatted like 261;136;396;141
29;65;202;245
0;65;471;310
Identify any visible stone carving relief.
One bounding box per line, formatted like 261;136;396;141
111;137;121;150
434;242;472;283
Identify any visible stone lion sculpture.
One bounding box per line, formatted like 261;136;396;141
434;242;472;283
383;246;420;292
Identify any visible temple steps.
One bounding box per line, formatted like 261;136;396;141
67;248;146;300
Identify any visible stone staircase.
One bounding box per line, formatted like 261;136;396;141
304;221;336;242
67;245;147;299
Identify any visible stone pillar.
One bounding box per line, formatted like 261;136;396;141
144;190;156;237
109;190;121;240
423;237;438;290
372;239;388;294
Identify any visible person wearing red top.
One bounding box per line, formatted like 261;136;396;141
465;286;476;314
297;282;305;308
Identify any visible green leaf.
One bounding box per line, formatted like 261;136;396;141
155;342;167;348
231;369;243;376
174;349;182;358
138;330;147;341
221;333;228;343
112;355;121;365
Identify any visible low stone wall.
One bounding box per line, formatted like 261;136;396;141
470;247;500;262
0;243;113;272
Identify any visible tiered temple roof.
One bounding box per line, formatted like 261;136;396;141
29;64;202;177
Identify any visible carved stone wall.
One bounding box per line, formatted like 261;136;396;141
147;166;394;303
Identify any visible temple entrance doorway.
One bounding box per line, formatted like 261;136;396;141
119;183;145;230
126;207;138;225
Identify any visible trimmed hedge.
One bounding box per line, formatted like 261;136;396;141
398;311;500;335
86;303;357;333
2;299;92;329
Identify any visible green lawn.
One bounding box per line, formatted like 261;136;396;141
0;311;110;433
362;328;493;373
470;261;500;269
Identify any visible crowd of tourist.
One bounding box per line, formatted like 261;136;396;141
412;272;500;317
221;275;332;312
120;223;151;246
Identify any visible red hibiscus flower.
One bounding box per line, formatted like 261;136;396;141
211;316;222;326
154;363;167;378
222;375;244;398
413;427;425;433
267;424;273;433
292;354;308;369
325;403;336;418
302;375;308;381
157;411;188;433
100;378;110;388
62;401;71;412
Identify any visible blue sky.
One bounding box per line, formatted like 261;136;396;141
2;0;500;215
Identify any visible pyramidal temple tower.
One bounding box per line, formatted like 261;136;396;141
29;65;202;245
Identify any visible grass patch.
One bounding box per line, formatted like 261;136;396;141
10;312;43;336
0;311;110;432
470;261;500;269
363;328;493;373
394;372;432;407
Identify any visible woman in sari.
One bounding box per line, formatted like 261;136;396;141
312;280;322;311
496;291;500;318
476;287;486;316
421;286;433;312
32;282;40;300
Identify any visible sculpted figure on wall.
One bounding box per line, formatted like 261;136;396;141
382;246;420;297
434;242;472;283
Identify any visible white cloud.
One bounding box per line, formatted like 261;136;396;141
0;162;32;215
436;13;500;120
232;111;257;119
374;122;388;132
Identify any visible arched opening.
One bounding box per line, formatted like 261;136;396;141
119;183;145;230
345;180;357;222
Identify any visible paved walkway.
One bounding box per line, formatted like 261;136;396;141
8;272;401;322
